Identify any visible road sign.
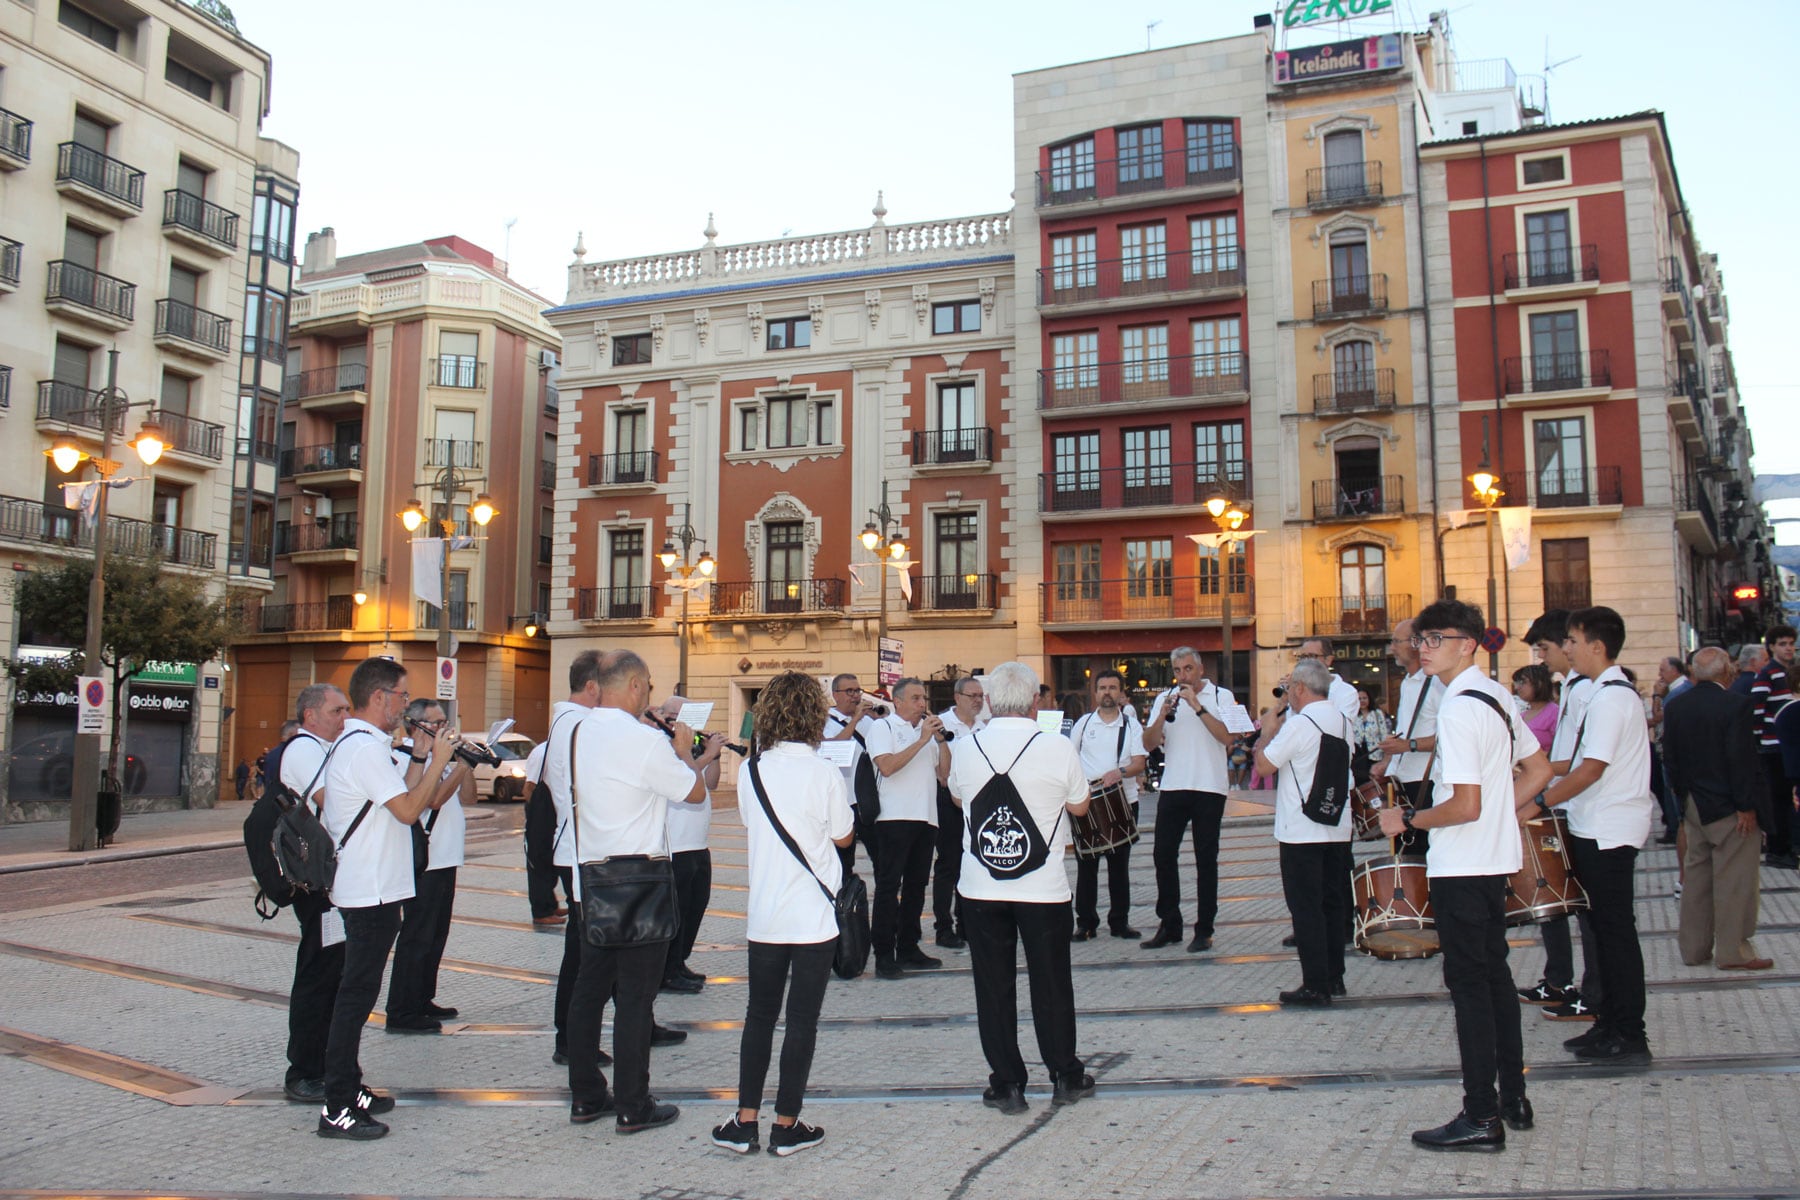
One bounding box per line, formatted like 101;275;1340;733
436;656;458;702
77;676;106;734
878;637;903;690
1480;626;1508;654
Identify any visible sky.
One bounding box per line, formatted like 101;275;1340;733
237;0;1799;531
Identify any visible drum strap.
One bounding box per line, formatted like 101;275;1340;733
1570;679;1638;762
1401;676;1435;741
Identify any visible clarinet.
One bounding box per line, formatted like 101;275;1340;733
644;709;749;757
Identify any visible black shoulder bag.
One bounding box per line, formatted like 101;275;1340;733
746;754;871;980
524;710;577;872
1295;712;1353;825
570;722;681;949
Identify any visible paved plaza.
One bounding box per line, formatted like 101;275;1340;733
1;794;1798;1200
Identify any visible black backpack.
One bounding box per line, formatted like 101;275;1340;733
244;734;340;918
524;712;576;872
965;732;1059;880
1295;713;1352;826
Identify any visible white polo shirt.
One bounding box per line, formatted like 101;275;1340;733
1550;673;1592;763
949;718;1089;904
1071;710;1147;802
424;787;465;871
321;719;416;908
568;706;696;868
738;744;854;944
939;706;988;743
279;732;332;809
1327;673;1360;721
1260;700;1354;844
538;701;589;870
1426;668;1537;878
1389;669;1441;785
667;787;712;854
1148;682;1233;794
864;714;942;825
1563;665;1654;850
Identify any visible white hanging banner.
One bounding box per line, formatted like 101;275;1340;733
412;538;444;608
1499;506;1533;571
1440;509;1479;531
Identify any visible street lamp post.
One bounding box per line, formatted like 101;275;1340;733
399;466;497;726
657;502;714;695
1201;494;1251;697
1470;468;1505;676
859;480;907;689
55;349;167;851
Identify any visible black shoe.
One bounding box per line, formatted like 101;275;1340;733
897;947;943;970
1281;933;1298;948
617;1100;680;1133
650;1023;688;1047
1562;1025;1608;1051
1071;926;1097;943
383;1016;442;1035
1573;1033;1652;1065
660;973;704;995
767;1118;825;1156
1186;934;1213;953
936;931;967;950
1052;1073;1095;1106
1142;926;1182;949
317;1103;388;1140
1501;1096;1534;1131
1110;925;1141;939
711;1114;759;1153
1766;853;1800;870
1328;979;1347;998
1655;831;1678;845
423;1001;458;1020
982;1083;1028;1115
552;1047;613;1067
677;965;706;983
570;1096;617;1124
1544;995;1594;1022
1517;979;1572;1006
1279;985;1332;1007
1412;1111;1504;1152
355;1086;394;1116
283;1077;325;1104
875;953;904;980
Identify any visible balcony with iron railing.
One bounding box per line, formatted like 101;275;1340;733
55;142;144;214
417;600;478;630
0;106;30;167
1666;360;1713;447
540;459;556;490
430;355;485;389
0;495;214;568
1312;368;1397;414
146;408;225;462
1036;142;1241;208
910;428;995;467
423;439;481;469
1313;476;1404;522
0;235;19;290
1306;161;1383;208
1039;352;1248;414
45;260;136;328
280;442;362;479
577;585;655;621
1312;273;1388;319
36;380;124;436
161;189;239;253
587;449;658;487
1502;350;1611;397
153;298;232;358
1311;594;1413;638
257;597;357;634
907;573;997;612
711;578;847;616
1543;581;1592;611
283;363;368;409
1041;463;1251;516
275;514;359;557
1501;244;1600;291
538;533;552;565
1674;474;1720;550
1036;255;1245;310
1463;466;1623;511
1040;576;1253;627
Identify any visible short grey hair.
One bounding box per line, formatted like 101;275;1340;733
1170;646;1199;668
294;683;343;724
893;677;926;701
1737;644;1768;671
984;661;1039;717
1692;646;1732;685
403;697;442;722
1290;659;1333;699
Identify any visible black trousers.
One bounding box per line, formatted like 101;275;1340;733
1431;875;1525;1122
738;938;835;1117
932;787;965;937
527;849;565;919
963;897;1082;1089
1151;789;1226;937
567;935;666;1115
286;892;343;1086
873;819;935;957
1568;836;1647;1041
1074;844;1134;932
1279;841;1351;990
554;865;584;1054
1762;755;1794;857
1538;909;1603;1002
387;865;456;1021
665;849;712;979
322;901;402;1113
1394;778;1431;857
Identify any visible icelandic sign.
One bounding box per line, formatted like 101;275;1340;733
1274;34;1403;84
1282;0;1393;29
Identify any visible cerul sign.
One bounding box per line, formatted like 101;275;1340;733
1282;0;1393;29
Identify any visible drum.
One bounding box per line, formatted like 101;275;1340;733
1351;779;1388;842
1505;811;1588;926
1072;781;1138;860
1352;855;1439;960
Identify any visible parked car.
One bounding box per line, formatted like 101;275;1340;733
460;731;536;801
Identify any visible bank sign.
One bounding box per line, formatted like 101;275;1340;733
1274;34;1403;84
1282;0;1392;28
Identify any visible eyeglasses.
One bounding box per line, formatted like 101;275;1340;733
380;687;411;701
834;686;862;695
1295;652;1323;662
1409;632;1474;650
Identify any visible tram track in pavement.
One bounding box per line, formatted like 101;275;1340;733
2;1189;1793;1200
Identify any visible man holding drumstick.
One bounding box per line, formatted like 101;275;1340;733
1068;670;1147;941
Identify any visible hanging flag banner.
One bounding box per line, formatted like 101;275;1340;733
77;676;107;734
1498;505;1533;571
435;656;458;702
412;538;444;607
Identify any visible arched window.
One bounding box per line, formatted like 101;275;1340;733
1338;544;1387;634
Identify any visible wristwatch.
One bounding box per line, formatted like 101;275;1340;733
410;753;428;764
1407;738;1417;753
1401;809;1416;830
1534;792;1551;812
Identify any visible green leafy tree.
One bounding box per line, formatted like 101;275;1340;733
6;553;239;783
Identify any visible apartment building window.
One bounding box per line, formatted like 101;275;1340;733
437;331;480;387
1195;420;1246;487
1120;222;1167;285
1051;331;1099;394
159;368;191;415
739;406;758;452
55;338;93;390
612;332;652;365
1116;124;1164;189
1120;324;1169;390
766;395;805;449
1049;136;1096;199
1124;538;1173;598
243;286;286;359
1123;426;1172;503
1528;310;1582;389
1534;416;1589;505
1543;538;1591;610
1339;544;1385;624
610;529;645;615
1185;119;1236;177
932;300;980;334
165;56;215;104
239;390;278;460
1050;232;1097;295
251;193;294;260
1330;231;1371;309
168;261;201;308
1322;130;1366;201
765;521;806;611
1053;541;1101;601
1052;432;1101;506
152;482;185;556
1192;317;1242;377
935;512;980;592
815;399;835;446
71;110;109;155
1521;154;1566;186
1190;214;1239;278
615;407;646;457
766;316;810;351
59;1;121;51
1334;340;1376;397
1524;210;1574;284
176;159;209;202
63;220;102;270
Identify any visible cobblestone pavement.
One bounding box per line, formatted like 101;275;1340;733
1;793;1797;1200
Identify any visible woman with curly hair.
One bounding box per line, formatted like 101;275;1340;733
712;672;854;1158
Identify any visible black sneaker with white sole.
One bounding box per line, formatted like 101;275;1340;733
710;1115;759;1154
317;1104;388;1140
356;1086;395;1116
767;1119;824;1156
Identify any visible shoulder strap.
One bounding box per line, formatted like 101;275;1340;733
290;734;337;817
1572;678;1637;759
1458;688;1517;743
747;755;836;906
544;708;578;851
1401;676;1434;740
330;730;378;851
569;720;583;862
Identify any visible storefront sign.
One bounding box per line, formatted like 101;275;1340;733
127;685;194;718
752;658;825;673
1274;33;1403;84
135;660;198;686
15;644;78;667
879;638;904;691
78;677;107;734
1282;0;1392;29
14;687;78;710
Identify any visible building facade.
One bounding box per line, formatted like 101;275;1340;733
0;0;292;820
228;230;559;755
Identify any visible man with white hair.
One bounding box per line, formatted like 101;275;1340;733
1141;646;1237;952
948;661;1094;1115
1730;644;1767;697
1298;637;1362;721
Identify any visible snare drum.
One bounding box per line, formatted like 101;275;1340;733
1351;779;1388;842
1504;811;1588;926
1352;855;1439;960
1072;781;1139;859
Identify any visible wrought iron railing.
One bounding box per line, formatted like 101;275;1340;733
431;355;484;388
417;600;477;630
0;235;19;288
907;573;996;611
1311;273;1388;318
1502;350;1611;394
55;142;144;208
1467;466;1622;510
587;450;658;486
1313;476;1404;521
540;459;556;490
1037;256;1244;306
36;380;125;433
275;514;359;554
1038;351;1248;410
1311;594;1413;637
257;597;356;633
578;585;655;620
1036;142;1240;206
711;578;846;615
1306;161;1382;207
145;408;225;460
1040;576;1252;624
280;442;362;476
423;439;481;468
0;106;31;162
1312;369;1397;413
154;298;232;352
283;363;368;401
0;495;214;568
910;428;994;466
1040;463;1250;515
1501;244;1599;290
162;189;239;248
46;259;136;321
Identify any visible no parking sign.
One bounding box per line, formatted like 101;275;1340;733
435;657;457;702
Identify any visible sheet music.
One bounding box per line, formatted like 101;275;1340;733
816;739;856;768
1219;703;1256;735
1036;710;1065;735
676;701;714;730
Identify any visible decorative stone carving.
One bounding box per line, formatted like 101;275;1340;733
755;621;793;645
979;276;996;319
592;319;608;352
808;296;824;334
941;353;967;378
865;289;882;328
1316;323;1391;355
744;493;823;584
692;308;709;346
1313;417;1401;453
1317;526;1401;557
648;314;665;352
747;302;764;343
912;284;930;325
